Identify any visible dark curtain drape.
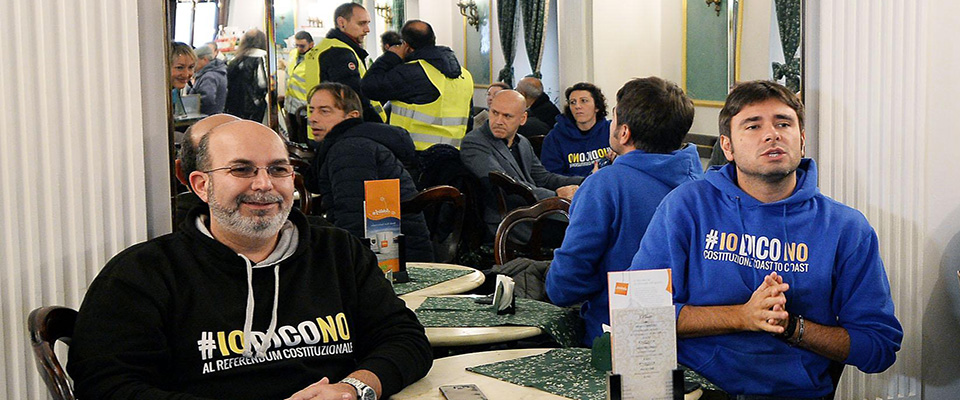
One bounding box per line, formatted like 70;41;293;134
392;0;405;31
166;0;178;40
519;0;548;78
496;0;519;86
772;0;802;93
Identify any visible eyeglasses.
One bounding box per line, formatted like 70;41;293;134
203;164;295;178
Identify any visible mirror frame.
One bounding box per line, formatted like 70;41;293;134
462;0;493;88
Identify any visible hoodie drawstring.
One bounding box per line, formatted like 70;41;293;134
239;254;282;359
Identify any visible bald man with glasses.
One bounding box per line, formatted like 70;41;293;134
69;120;431;400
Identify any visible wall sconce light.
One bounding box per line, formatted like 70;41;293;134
705;0;722;16
457;0;481;31
375;3;393;26
307;17;323;28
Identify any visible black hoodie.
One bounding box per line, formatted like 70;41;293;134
68;207;432;400
305;118;434;262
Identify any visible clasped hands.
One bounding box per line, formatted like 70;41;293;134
742;272;791;334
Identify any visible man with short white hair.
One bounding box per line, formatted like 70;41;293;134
70;120;431;400
189;44;228;115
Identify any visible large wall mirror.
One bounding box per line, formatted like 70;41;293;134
683;0;803;107
461;0;492;87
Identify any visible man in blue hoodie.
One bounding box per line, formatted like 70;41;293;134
545;77;703;346
630;80;902;398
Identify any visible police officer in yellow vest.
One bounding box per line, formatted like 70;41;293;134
362;20;474;151
290;3;386;144
283;31;318;144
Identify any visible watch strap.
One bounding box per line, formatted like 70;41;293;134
341;377;377;400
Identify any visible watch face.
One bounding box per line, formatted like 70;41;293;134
360;387;376;400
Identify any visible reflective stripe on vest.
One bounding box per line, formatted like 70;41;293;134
285;48;319;109
389;59;474;151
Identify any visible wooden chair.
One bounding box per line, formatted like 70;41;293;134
287;158;323;216
488;171;537;219
528;135;547;158
494;196;571;265
28;306;78;400
401;185;466;263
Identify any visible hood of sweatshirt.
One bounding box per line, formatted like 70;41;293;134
704;158;819;208
615;143;704;188
196;58;227;80
316;118;418;166
184;206;307;359
550;114;612;142
407;45;463;79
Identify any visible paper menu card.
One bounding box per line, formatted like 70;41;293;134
364;179;401;273
608;269;676;400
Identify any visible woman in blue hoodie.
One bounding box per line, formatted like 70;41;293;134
539;82;613;177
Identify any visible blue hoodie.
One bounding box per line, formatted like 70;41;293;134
629;159;902;397
545;143;703;345
540;115;613;177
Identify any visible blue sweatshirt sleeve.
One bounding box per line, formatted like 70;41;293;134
539;131;565;174
629;193;694;320
545;175;614;306
832;225;903;373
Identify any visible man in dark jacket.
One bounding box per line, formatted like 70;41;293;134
69;119;431;400
361;19;474;150
460;90;583;239
189;44;227;115
304;82;434;262
517;76;561;129
314;2;386;125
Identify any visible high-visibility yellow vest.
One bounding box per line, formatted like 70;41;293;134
313;38;388;136
285;47;319;108
389;60;474;150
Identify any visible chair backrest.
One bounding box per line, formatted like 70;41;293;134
401;185;466;263
488;171;538;218
527;135;547;158
28;306;78;400
494;196;571;265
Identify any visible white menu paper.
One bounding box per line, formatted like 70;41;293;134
608;269;676;400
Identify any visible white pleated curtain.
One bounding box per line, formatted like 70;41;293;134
0;0;149;398
817;0;923;398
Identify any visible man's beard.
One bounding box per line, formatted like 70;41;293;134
207;181;292;239
729;143;799;183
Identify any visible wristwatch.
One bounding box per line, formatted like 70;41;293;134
341;377;377;400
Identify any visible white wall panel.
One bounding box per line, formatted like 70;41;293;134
817;0;923;398
0;0;150;398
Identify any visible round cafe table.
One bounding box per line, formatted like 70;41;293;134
399;263;485;298
402;296;543;347
391;349;704;400
390;349;567;400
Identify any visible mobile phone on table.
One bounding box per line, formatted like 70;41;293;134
439;384;488;400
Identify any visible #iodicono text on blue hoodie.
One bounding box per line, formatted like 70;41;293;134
545;143;703;346
540;115;613;177
629;159;903;397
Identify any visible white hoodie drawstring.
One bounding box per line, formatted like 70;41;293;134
239;254;282;359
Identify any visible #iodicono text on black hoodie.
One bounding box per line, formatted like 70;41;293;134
68;207;432;400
